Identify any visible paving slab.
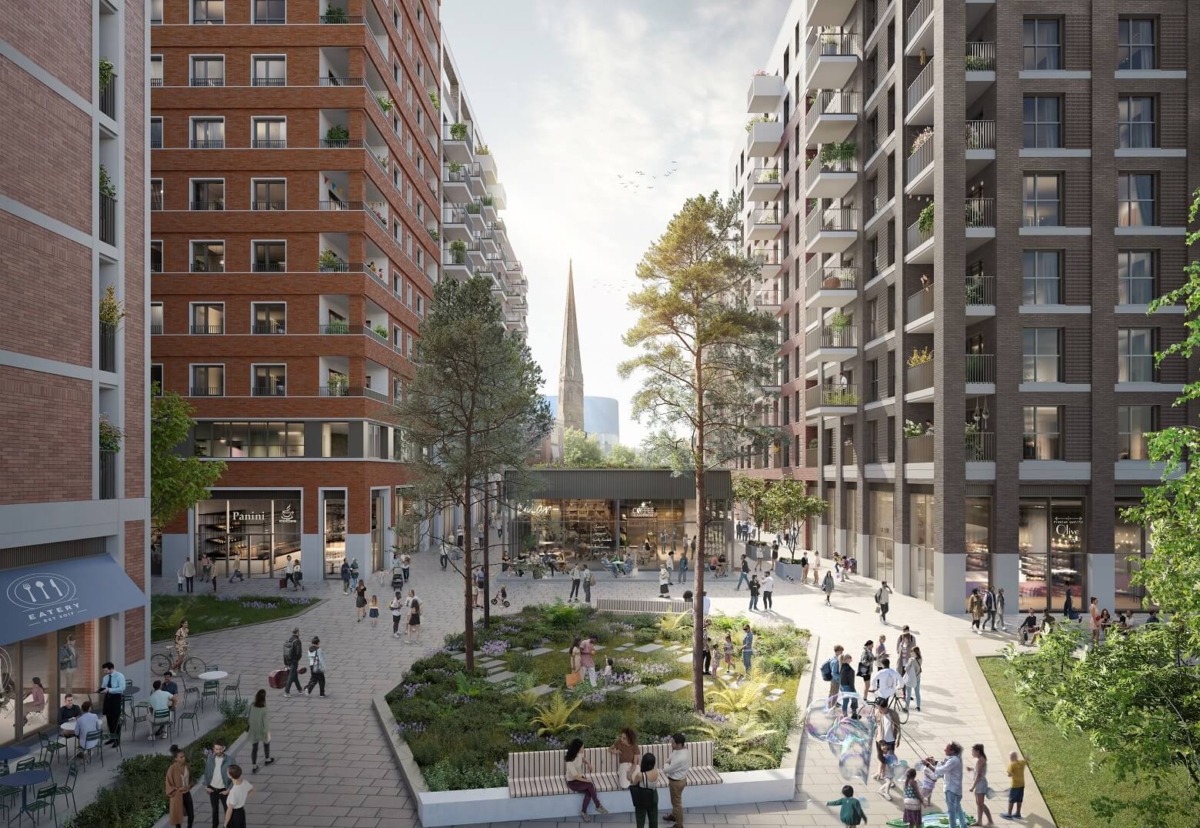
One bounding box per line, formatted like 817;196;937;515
525;647;553;657
632;643;664;653
485;670;516;683
658;678;691;692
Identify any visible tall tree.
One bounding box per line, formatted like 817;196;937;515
151;384;225;538
620;192;779;711
762;480;827;554
396;275;552;671
606;444;640;469
732;476;771;542
562;428;605;468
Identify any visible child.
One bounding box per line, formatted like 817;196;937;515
877;743;897;798
901;768;923;827
826;784;867;826
602;657;614;682
918;762;938;807
368;595;380;629
722;633;735;672
177;569;184;592
1004;750;1028;820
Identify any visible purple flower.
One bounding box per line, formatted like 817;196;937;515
510;732;540;746
395;721;426;736
702;711;729;724
493;760;509;778
481;640;509;657
543;735;564;749
401;682;428;698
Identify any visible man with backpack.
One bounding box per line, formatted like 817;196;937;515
821;645;845;708
983;586;997;631
282;628;303;698
875;581;892;624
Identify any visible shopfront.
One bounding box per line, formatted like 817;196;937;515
1017;497;1086;612
909;492;935;600
964;496;992;599
1114;503;1152;614
195;492;301;578
869;489;894;584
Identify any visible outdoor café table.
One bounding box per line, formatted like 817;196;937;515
0;744;30;772
197;670;229;682
1;768;51;809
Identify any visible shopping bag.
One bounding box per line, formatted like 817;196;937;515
565;671;581;689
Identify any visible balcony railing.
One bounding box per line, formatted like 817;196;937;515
99;194;116;245
808;90;860;120
906;0;933;45
189;139;224;149
363;387;392;404
749;167;782;186
965;120;996;150
907;218;932;251
190;78;225;87
150;77;163;87
807;207;858;236
318;76;364;87
251;139;287;149
443;164;468;184
252;323;285;334
965;198;995;229
806;383;860;409
150;323;163;334
867;377;892;403
809;32;860;65
189;386;224;397
99;450;116;500
100;74;116;119
907;134;934;181
100;322;116;372
907;59;935;111
251;262;285;273
253;76;287;87
965;42;997;72
189;325;224;335
753;288;781;309
751;208;781;226
190;200;225;210
442;122;474;151
318;138;363;149
320;384;351;397
319;200;364;212
966;432;996;462
906;360;934;392
252;200;285;211
320;324;357;335
252;385;286;397
907;434;934;462
320;14;364;23
965;353;996;384
807;265;857;295
808;325;859;352
754;249;782;267
906;284;934;320
807;156;858;188
965;273;996;305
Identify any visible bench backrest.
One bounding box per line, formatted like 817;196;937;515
509;746;620;781
643;741;715;769
596;598;691;615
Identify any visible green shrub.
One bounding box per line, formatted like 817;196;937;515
629;613;661;630
508;652;535;674
424;759;507;791
634;628;658;644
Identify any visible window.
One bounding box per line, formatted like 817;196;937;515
195;421;304;458
150;56;163;86
252;364;287;396
323;423;350;458
1022;250;1061;304
406;333;414;357
151;117;163;149
190;118;224;149
252;303;286;334
1118;18;1155;70
1118;97;1155;148
191;179;224;210
190;302;224;334
1022;19;1061;71
1117;405;1155;460
1023;406;1061;459
1118;328;1154;382
1023;174;1061;227
1022;96;1061;148
150;241;163;273
1118;173;1155;227
1022;328;1061;383
252;178;286;210
151;364;164;394
151;0;163;24
252;55;286;86
191;365;224;396
252;241;286;272
192;0;224;24
190;241;224;272
415;294;425;317
150;179;163;210
190;56;224;86
1117;250;1155;304
368;424;386;460
254;0;285;24
150;303;163;335
252;117;287;148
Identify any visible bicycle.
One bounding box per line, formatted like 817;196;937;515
887;688;910;725
150;647;205;680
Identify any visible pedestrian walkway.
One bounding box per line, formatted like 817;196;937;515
144;553;1054;828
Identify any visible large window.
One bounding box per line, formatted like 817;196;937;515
252;241;286;272
1022;328;1061;383
252;56;286;86
1118;173;1155;227
252;179;286;210
193;0;224;24
191;179;224;210
1022;250;1061;304
194;421;304;457
252;302;286;334
190;241;224;272
190;118;224;149
1022;96;1061;148
323;491;347;576
252;117;287;148
1022;174;1061;226
190;302;224;334
151;0;163;23
323;422;350;457
1022;18;1061;71
1117;250;1155;304
254;0;285;24
190;55;224;86
151;240;163;273
150;56;163;86
1118;328;1154;382
151;364;164;394
150;303;163;335
150;179;163;210
1114;508;1152;613
190;364;225;397
869;490;894;584
965;497;991;601
1023;406;1061;459
1117;18;1155;70
151;117;163;149
1018;498;1085;612
252;365;287;396
1118;96;1155;149
1117;405;1155;460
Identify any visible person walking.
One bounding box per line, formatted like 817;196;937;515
968;744;995;827
304;637;326;696
659;564;671;598
564;738;608;822
748;575;761;611
282;628;303;698
349;558;360;591
204;739;237;828
283;556;295;590
389;591;404;638
896;626;916;675
582;566;594;605
97;661;126;744
248;689;274;773
839;654;860;719
368;595;380;628
1003;751;1027;820
968;589;984;633
721;633;734;673
983;586;997;632
822;569;835;605
59;633;78;696
678;551;688;586
292;561;304;590
183;557;196;593
762;573;774;611
400;553;411;584
1062;586;1074;620
579;635;598;686
201;554;212;584
662;734;690;827
223;765;253;828
823;645;845;709
355;581;368;622
812;552;821;584
166;744;195;828
903;646;923;710
740;624;754;674
701;620;714;676
926;742;968;828
629;752;660;828
876;581;893;624
996;588;1007;631
857;640;875;700
827;784;868;827
340;560;351;594
406;599;421;644
569;565;581;602
1088;596;1101;647
735;556;751;590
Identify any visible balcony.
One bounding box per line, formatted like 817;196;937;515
805;207;858;253
318;75;363;87
965;353;996;392
965;273;996;317
906;59;936;126
441;246;470;280
441;206;471;241
99;193;116;245
442;122;473;164
966;431;996;462
905;284;935;333
805;154;858;199
100;74;116;120
319;323;357;335
477;153;498;185
746;118;783;157
753;287;782;313
190;325;224;335
809;0;855;28
906;0;934;56
805;264;857;308
754;248;782;279
443;163;469;203
189;386;224;397
806;32;860;92
805;383;859;418
99;322;116;372
190;200;225;210
252;384;287;397
866;377;892;404
906;131;934;195
746;73;785;113
805;91;859;144
906;216;934;263
905;360;934;401
748;208;782;241
965;198;996;250
99;450;116;500
805;324;858;364
747;167;782;202
965;43;997;105
906;434;934;463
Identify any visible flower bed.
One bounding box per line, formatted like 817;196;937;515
150;593;321;640
386;602;809;791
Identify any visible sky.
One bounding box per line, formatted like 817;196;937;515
441;0;790;448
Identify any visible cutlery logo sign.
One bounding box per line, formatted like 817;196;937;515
8;572;78;611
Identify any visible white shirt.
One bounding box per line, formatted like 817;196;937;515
225;780;253;809
663;748;691;780
209;755;227;790
763;575;774;592
703;595;711;616
285;560;294;574
390;598;403;616
872;667;903;700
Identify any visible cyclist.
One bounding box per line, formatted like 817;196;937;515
172;620;190;672
870;656;902;706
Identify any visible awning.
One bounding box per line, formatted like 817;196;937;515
0;555;147;645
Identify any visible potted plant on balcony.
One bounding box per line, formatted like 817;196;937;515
448;160;463;174
326;319;350;334
376;94;393;113
99;417;123;452
829;310;850;332
328;374;349;395
744;115;770;133
450;123;468;141
903;419;925;439
99;57;114;91
809;437;818;450
819;141;857;167
99;164;116;199
318;248;342;272
823;269;843;289
909;127;934;157
965;200;984;227
907;346;933;368
481;194;494;207
429;91;439;109
763;168;779;182
373;324;389;340
965;50;990;71
466;201;481;214
99;285;126;330
477;144;490;155
450;239;467;265
917;202;935;234
964;420;982;460
323;4;347;23
325;124;350;144
428;227;439;243
965;273;986;304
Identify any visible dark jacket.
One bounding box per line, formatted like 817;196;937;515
285;634;302;666
839;662;856;688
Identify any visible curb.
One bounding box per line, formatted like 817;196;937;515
373;688;429;797
150;730;251;828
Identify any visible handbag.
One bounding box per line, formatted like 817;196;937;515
857;662;871;678
565;671;581;689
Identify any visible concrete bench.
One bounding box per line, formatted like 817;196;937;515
595;597;693;615
508;741;721;798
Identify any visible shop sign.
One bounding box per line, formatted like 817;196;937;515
630;502;657;518
7;572;83;626
279;504;297;523
1053;514;1083;544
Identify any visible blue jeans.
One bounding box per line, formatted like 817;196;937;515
909;677;922;709
735;572;750;590
677;565;687;584
749;594;759;610
946;791;966;828
742;652;752;672
839;686;858;716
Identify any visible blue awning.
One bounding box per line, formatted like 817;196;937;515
0;555;147;645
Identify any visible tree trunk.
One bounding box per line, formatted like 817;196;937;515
463;474;475;673
692;354;706;713
482;481;491;627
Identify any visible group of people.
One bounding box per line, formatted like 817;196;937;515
177;554;229;593
967;586;1008;633
280;626;327;698
698;619;756;676
563;730;693;827
165;729;258;828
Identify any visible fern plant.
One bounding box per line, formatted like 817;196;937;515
705;673;774;720
692;719;779;763
530;693;584;736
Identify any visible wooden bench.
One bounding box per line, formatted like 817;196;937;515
508;741;721;798
595;598;693;615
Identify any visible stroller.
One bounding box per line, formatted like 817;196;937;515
491;586;510;607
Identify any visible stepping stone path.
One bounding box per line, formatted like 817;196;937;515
451;652;483;662
676;653;694;664
614;644;632;650
632;643;664;653
657;678;691;693
525;647;553;657
485;670;516;683
623;684;646;694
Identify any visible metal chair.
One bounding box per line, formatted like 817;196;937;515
221;675;242;703
130;702;150;740
12;759;34;773
0;784;19;823
14;784;57;828
150;708;172;741
28;760;54;786
81;728;104;769
200;680;220;710
38;730;66;765
52;762;79;814
184;685;200;711
176;702;199;737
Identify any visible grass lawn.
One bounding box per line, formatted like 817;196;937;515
150;593;320;640
978;657;1192;828
388;602;810;791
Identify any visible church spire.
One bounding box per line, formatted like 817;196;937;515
557;259;585;432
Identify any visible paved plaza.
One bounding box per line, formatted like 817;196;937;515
145;548;1054;828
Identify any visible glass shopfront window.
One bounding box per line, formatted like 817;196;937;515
196;497;301;578
909;493;935;600
1;621;104;747
1018;498;1085;611
623;500;686;562
965;497;991;600
1114;505;1152;613
870;490;894;584
323;491;347;578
